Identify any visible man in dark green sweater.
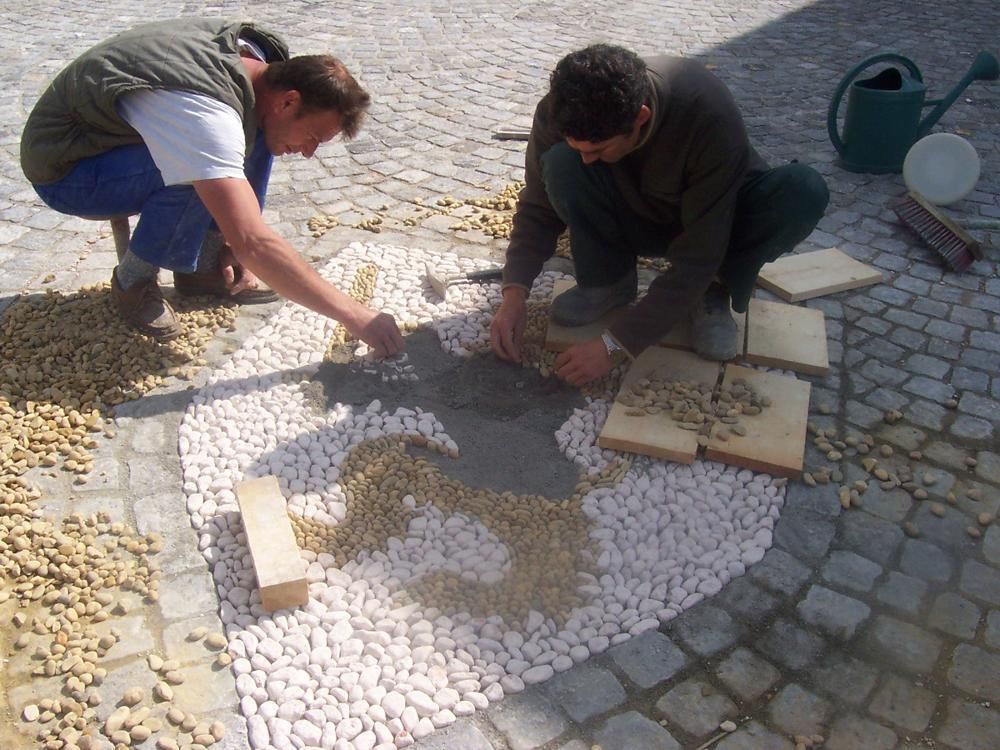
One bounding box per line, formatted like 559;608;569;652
490;44;828;385
21;18;403;356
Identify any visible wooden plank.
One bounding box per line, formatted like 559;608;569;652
236;476;309;612
744;298;829;376
704;365;810;478
545;279;624;352
598;347;721;463
757;248;882;302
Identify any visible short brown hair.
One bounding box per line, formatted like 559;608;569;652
263;55;370;138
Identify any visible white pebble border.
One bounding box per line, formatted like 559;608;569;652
179;242;787;750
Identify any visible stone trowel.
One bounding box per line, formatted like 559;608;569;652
424;261;503;298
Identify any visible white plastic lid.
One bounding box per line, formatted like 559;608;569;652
903;132;981;206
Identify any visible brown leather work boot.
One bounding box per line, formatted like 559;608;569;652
173;269;279;304
110;271;181;341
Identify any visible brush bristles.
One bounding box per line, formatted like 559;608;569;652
890;194;979;272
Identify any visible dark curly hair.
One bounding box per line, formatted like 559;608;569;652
549;44;649;142
263;55;370;139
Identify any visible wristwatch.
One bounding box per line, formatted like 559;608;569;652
601;331;627;364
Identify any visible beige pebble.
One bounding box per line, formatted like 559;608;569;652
210;720;226;741
964;456;978;468
967;526;983;539
215;653;232;667
120;687;144;707
130;725;151;742
930;504;946;518
163;670;184;685
903;521;920;538
967;488;983;501
165;708;185;726
912;488;928;500
147;654;164;672
720;720;738;732
879;444;893;457
204;632;227;650
944;398;958;409
922;472;936;485
187;626;209;641
156;738;179;750
978;512;994;526
153;682;173;702
910;451;923;461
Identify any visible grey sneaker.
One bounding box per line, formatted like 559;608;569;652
691;282;738;361
551;269;637;327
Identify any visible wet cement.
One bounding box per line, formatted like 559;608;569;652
312;328;586;499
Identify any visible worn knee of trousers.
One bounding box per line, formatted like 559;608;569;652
781;163;830;240
540;141;613;224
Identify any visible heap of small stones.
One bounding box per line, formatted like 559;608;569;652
616;376;770;445
804;407;992;540
179;242;786;749
0;284;238;749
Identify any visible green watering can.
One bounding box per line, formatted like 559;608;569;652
828;51;999;173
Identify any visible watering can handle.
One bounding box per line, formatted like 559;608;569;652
827;54;924;156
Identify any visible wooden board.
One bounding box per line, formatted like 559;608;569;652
704;365;810;478
545;279;624;352
236;476;309;612
598;347;721;463
744;298;829;376
757;248;882;302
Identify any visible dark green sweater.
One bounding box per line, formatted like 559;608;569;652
21;18;288;185
504;56;768;357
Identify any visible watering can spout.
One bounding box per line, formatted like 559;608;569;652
917;51;1000;137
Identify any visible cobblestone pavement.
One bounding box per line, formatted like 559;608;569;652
2;1;999;749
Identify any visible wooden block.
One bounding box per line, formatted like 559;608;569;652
545;279;624;352
704;365;810;478
236;476;309;612
744;298;829;376
598;347;721;463
757;248;882;302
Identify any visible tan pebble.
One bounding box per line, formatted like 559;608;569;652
930;503;946;517
193;735;215;746
153;682;173;702
827;450;843;461
187;626;208;641
964;456;978;468
874;468;890;481
109;730;131;745
210;721;226;741
856;443;870;454
903;521;920;538
912;488;928;500
803;472;816;487
978;512;994;526
879;444;893;457
946;492;958;505
204;633;227;650
121;687;144;707
862;457;879;473
818;404;832;414
160;659;180;672
163;670;184;685
156;739;179;750
944;398;958;409
967;526;983;539
143;717;163;732
720;720;738;732
165;708;185;726
180;715;198;732
130;725;151;742
967;488;983;501
147;654;163;672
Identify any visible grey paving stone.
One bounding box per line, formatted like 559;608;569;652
937;700;1000;750
951;414;994;441
906;399;949;431
668;604;742;657
825;714;897;750
170;661;238;715
773;508;836;562
869;674;937;732
796;585;871;640
157;569;221;622
488;691;567;750
553;742;588;750
606;631;687;689
756;619;825;671
899;538;954;581
655;678;737;739
767;683;830;737
986;610;1000;650
592;711;679;750
929;593;981;639
715;721;794;750
714;577;779;624
975;451;1000;485
876;571;928;617
714;647;780;702
812;653;878;706
543;665;625;723
838;512;904;566
947;644;1000;702
865;616;942;675
821;550;883;592
414;721;494;750
960;559;1000;606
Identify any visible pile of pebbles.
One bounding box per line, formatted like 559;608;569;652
0;284;239;748
179;242;787;749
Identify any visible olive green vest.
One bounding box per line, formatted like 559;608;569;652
20;18;289;184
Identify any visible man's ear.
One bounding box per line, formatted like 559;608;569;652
635;104;651;129
277;89;302;114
